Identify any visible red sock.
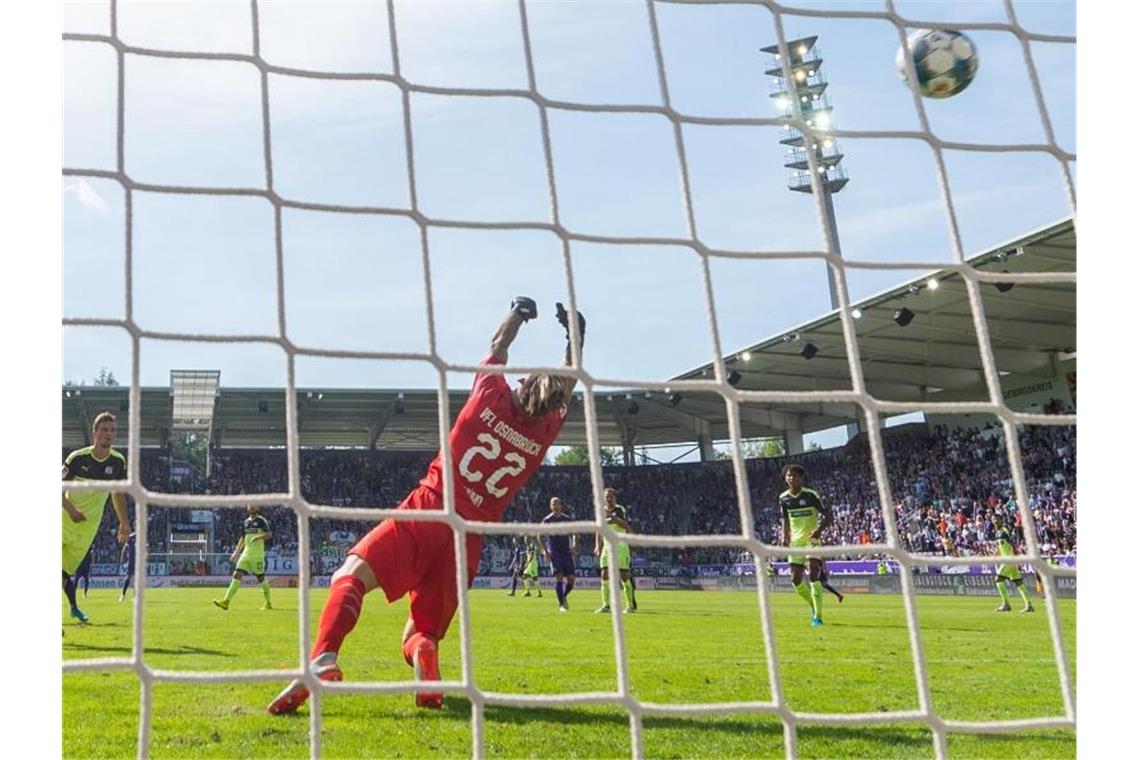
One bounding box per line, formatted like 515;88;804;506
310;575;366;660
402;631;436;667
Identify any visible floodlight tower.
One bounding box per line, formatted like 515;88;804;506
761;36;848;309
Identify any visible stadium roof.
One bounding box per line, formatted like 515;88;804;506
61;219;1074;452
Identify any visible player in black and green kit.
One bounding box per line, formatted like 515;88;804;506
779;463;831;627
214;505;274;610
596;487;637;613
62;411;131;624
992;514;1034;613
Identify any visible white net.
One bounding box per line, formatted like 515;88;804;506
62;1;1076;758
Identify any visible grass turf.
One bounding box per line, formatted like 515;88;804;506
63;586;1075;758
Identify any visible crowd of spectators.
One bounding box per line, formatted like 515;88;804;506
67;421;1076;573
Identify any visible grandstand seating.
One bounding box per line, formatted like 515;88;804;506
71;422;1076;572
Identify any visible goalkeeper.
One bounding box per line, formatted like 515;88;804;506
269;297;585;714
778;463;832;627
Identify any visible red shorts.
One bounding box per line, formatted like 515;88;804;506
348;485;483;641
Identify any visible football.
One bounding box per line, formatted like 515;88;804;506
896;28;979;99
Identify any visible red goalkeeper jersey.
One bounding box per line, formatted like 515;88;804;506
419;355;567;522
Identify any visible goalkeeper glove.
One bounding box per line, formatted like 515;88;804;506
556;302;586;344
510;296;538;321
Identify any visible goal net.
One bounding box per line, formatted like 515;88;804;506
62;1;1076;758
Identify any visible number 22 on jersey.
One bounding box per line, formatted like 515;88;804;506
458;433;527;499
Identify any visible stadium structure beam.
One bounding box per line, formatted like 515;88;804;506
840;334;1057;377
367;397;402;450
75;394;91;446
640;397;716;438
740;354;984;389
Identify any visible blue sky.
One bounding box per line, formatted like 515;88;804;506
61;0;1075;450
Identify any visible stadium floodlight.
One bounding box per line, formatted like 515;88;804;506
851;307;863;319
668;392;683;407
801;342;819;360
741;350;753;361
994;278;1015;293
926;277;940;290
893;307;916;327
907;283;921;295
761;35;849;310
727;370;743;386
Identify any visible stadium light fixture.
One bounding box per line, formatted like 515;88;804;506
741;350;753;362
762;35;849;311
669;392;683;407
994;279;1015;293
727;370;743;387
801;342;819;360
893;307;916;327
906;283;921;295
851;307;863;319
627;400;640;415
926;278;940;290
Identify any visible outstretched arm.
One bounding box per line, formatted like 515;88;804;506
490;297;537;362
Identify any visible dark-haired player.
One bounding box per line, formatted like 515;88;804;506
992;513;1034;613
268;298;585;714
214;505;274;610
119;530;137;602
506;536;526;596
779;463;831;627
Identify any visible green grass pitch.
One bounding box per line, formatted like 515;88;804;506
63;587;1075;759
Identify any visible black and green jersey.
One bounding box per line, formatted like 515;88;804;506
995;527;1016;557
241;514;272;560
63;446;127;517
779;487;825;546
605;505;630;535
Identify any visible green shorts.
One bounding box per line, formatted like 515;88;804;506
599;542;631;571
235;552;265;576
524;558;539;577
787;539;820;567
997;563;1022;582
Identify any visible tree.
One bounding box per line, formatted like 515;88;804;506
553;445;621;466
715;437;786;461
94;367;119;386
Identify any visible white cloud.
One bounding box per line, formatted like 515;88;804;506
64;178;110;213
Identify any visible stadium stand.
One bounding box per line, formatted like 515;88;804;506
71;420;1075;574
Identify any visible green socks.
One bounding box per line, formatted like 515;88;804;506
601;579;611;608
1016;583;1031;606
260;580;272;605
794;581;813;610
996;580;1011;605
622;580;634;608
809;581;823;619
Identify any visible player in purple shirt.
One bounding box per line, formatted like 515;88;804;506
506;537;526;597
541;497;577;612
119;531;137;602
